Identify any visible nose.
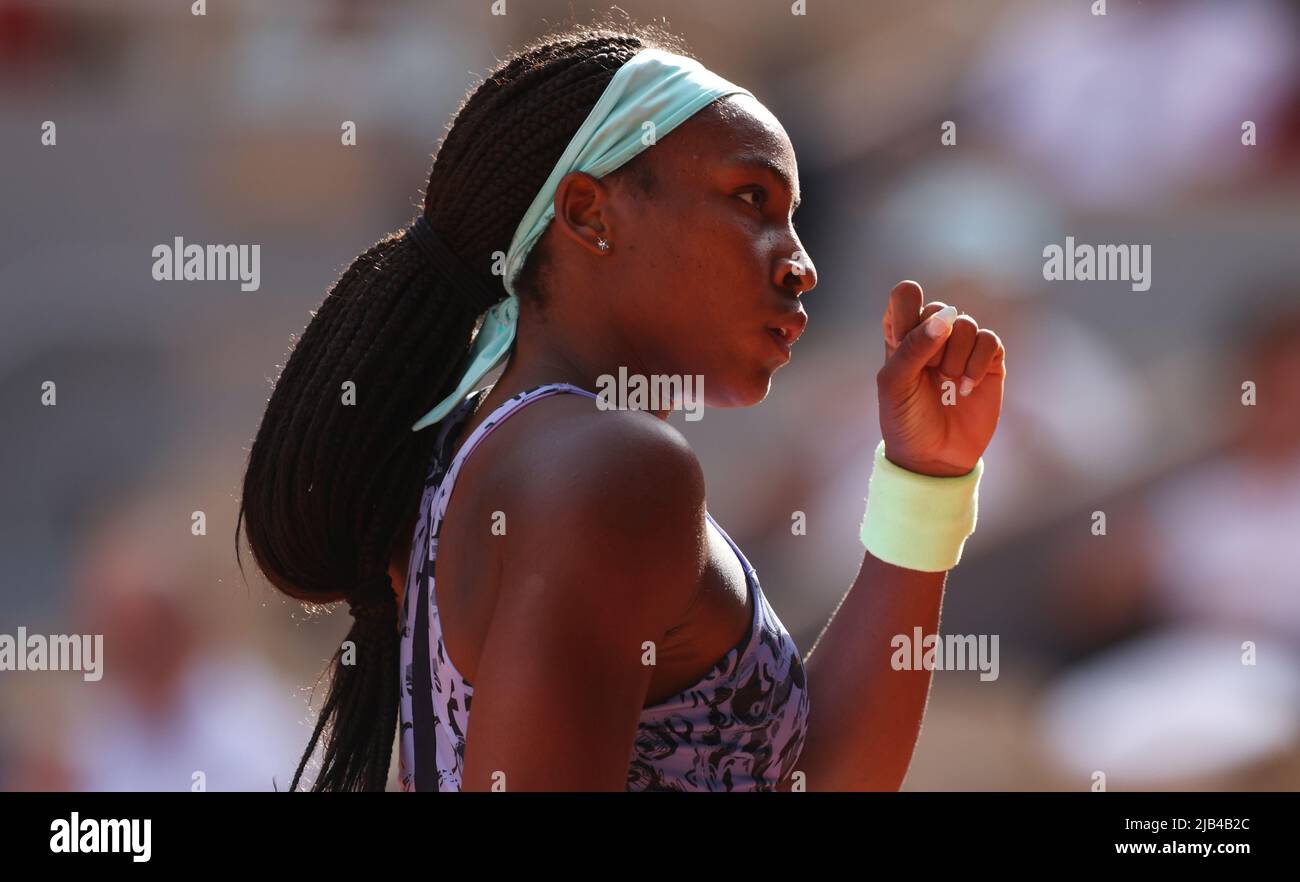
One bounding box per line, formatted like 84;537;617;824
775;248;817;297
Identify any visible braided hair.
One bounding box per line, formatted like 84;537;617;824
236;19;691;792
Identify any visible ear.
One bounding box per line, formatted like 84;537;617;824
552;171;614;256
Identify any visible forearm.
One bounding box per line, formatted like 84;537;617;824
776;279;1003;792
793;550;947;791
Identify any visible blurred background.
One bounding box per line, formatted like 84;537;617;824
3;0;1299;791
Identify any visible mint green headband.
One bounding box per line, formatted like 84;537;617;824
410;48;754;431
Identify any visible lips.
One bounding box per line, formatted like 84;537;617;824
766;312;808;353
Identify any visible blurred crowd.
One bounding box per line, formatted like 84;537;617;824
2;0;1299;790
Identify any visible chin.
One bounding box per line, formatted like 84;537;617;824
704;372;774;409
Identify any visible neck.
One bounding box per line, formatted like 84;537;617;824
486;307;672;422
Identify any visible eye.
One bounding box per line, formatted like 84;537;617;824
736;188;767;210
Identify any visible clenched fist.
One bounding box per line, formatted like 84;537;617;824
877;280;1006;477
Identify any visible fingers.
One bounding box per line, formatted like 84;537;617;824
881;281;1008;395
883;280;924;356
879;303;958;393
918;302;949;368
960;329;1004;394
939;315;979;380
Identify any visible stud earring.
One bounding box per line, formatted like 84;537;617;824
595;237;610;252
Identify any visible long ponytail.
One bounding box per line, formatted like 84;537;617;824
236;18;690;791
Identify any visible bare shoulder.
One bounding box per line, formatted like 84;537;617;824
454;395;710;789
487;393;705;516
482;394;708;630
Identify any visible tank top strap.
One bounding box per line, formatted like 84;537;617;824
704;511;757;578
429;382;598;533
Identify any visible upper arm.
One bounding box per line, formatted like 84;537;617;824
459;412;708;791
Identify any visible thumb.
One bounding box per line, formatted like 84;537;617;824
879;305;957;389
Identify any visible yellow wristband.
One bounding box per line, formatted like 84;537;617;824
859;441;983;572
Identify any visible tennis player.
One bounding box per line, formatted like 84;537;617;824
238;21;1005;792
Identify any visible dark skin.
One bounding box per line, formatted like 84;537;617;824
389;94;1007;790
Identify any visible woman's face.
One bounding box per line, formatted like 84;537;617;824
547;93;817;409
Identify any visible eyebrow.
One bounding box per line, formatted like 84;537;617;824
727;154;801;210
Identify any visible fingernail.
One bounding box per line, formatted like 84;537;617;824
924;308;956;340
959;376;974;396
